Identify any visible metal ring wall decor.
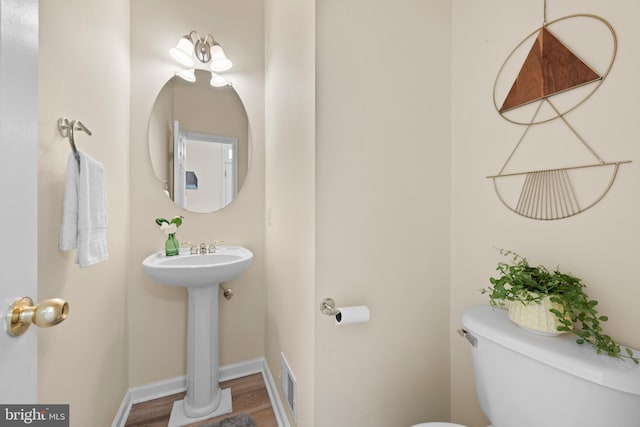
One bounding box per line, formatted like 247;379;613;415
488;3;630;221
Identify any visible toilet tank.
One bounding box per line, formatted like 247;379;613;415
461;305;640;427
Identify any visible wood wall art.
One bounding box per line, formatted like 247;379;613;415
499;27;601;113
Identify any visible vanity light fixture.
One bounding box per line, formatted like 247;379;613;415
175;68;196;82
210;42;233;72
209;72;229;87
170;30;233;87
169;36;195;67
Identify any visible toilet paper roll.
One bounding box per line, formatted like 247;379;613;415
335;305;370;326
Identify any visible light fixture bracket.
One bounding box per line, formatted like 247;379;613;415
193;38;212;63
186;32;217;64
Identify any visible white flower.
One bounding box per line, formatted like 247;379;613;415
160;222;178;235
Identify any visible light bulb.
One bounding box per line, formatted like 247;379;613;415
176;69;196;82
210;72;229;87
210;43;233;72
169;37;194;67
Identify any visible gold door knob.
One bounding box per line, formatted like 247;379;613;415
6;296;69;337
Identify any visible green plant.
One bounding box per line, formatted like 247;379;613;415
155;215;183;231
482;249;638;364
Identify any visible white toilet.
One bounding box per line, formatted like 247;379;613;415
413;305;640;427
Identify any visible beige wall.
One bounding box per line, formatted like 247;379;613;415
451;1;640;426
264;0;316;425
129;0;265;387
315;0;452;425
265;1;452;425
37;0;130;426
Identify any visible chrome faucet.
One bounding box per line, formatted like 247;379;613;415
189;241;224;254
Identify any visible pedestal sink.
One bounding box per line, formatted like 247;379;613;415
142;246;253;427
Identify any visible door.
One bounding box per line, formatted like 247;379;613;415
222;151;233;207
173;120;187;209
0;0;39;402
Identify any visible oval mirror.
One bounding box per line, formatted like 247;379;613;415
148;70;250;213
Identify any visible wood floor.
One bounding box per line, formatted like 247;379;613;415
125;373;278;427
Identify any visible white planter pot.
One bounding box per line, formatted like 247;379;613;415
508;294;571;336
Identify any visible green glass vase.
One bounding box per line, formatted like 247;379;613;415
165;233;179;256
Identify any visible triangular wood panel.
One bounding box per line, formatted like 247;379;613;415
500;27;602;112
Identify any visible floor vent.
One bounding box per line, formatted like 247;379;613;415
280;352;296;422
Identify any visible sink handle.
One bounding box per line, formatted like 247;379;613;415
208;240;224;253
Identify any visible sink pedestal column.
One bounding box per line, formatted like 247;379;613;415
168;284;232;427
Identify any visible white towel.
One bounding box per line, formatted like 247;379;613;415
59;153;79;251
58;152;108;268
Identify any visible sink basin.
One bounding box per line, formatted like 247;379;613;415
142;246;253;287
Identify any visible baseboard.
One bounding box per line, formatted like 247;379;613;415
111;357;290;427
258;358;291;427
111;392;131;427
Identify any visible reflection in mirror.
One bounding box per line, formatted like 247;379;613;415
149;70;249;213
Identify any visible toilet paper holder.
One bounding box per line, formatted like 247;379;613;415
321;297;371;325
320;298;340;316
